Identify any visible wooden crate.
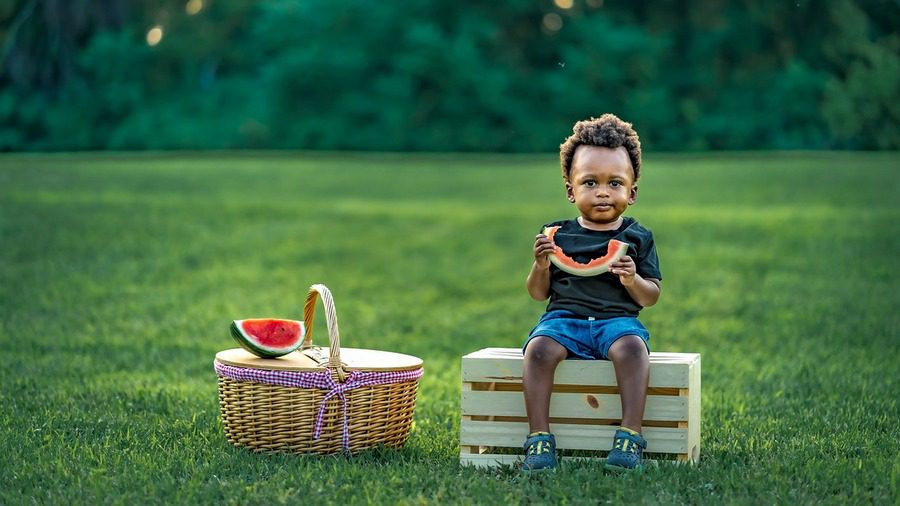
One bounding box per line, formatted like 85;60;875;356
460;347;700;467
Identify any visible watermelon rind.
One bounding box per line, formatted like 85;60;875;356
548;242;628;277
230;319;306;358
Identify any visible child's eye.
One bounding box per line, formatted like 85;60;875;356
584;180;597;187
610;180;622;188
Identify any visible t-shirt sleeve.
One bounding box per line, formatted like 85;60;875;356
636;234;662;280
538;222;558;234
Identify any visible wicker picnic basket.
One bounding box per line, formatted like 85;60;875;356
214;284;423;454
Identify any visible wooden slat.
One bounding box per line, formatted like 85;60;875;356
461;391;688;421
459;453;682;468
461;348;699;388
463;348;699;363
467;415;681;428
461;453;598;468
688;355;702;463
460;420;688;453
459;382;484;455
468;382;682;396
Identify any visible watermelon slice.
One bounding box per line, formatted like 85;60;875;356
230;319;306;358
543;225;629;277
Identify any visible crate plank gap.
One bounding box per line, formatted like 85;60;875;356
460;348;700;467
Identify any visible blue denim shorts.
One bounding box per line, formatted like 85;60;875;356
524;310;650;360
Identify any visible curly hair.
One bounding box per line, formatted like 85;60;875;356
559;114;642;183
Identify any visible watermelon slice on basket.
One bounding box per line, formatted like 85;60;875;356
543;225;629;277
230;319;306;358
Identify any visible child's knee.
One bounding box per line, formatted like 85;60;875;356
524;336;567;367
609;335;649;361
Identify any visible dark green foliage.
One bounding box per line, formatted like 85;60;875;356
0;0;898;151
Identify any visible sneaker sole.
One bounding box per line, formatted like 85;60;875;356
521;465;559;474
604;462;643;473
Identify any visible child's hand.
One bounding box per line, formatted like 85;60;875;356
533;233;555;269
609;255;636;285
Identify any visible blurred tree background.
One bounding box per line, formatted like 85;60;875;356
1;0;897;152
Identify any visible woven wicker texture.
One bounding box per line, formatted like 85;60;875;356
215;284;423;454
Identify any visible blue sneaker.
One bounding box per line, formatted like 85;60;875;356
604;428;646;472
521;432;558;472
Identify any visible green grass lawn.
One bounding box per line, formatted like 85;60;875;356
1;151;898;504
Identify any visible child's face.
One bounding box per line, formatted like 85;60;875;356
566;146;636;228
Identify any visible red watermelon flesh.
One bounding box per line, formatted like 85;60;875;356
230;318;306;358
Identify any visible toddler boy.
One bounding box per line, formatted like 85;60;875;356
523;114;662;472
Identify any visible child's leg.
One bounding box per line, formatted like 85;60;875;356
522;336;568;433
607;335;650;432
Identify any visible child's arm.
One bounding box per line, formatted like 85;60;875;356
609;256;661;307
526;233;555;301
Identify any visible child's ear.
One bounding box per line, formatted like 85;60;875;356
628;185;638;205
565;182;575;203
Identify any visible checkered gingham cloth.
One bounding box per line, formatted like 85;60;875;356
214;361;424;451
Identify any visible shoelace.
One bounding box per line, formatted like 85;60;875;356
528;440;552;455
614;437;639;454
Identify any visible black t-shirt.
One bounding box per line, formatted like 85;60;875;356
543;217;662;318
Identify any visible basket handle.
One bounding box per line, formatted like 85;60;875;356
302;284;348;381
